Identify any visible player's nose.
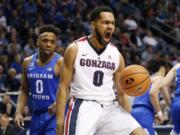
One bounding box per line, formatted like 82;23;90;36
46;41;52;47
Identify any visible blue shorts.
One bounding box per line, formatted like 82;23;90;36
30;109;56;135
131;106;155;135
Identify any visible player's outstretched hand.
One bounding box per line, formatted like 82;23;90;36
14;113;24;129
48;102;56;115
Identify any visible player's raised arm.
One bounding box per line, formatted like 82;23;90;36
56;43;78;135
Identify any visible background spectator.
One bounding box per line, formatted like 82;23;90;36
4;68;20;92
0;113;17;135
0;65;6;92
0;95;16;117
0;0;179;133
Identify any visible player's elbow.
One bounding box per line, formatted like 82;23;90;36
57;85;69;100
150;91;158;100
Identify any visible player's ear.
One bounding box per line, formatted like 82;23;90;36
37;39;39;47
91;21;95;30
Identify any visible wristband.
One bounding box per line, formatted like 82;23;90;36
156;111;163;117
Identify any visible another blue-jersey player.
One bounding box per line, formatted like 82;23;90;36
131;58;171;135
15;24;63;135
161;63;180;135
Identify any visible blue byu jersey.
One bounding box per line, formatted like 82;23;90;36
170;67;180;133
27;53;60;111
132;86;154;112
131;85;155;135
175;68;180;95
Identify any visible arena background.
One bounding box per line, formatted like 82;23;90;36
0;0;180;134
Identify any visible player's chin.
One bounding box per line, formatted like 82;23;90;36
44;50;53;55
104;38;111;44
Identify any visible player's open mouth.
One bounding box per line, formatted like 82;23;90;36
105;32;111;39
44;49;51;53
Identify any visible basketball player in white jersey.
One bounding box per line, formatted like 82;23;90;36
56;6;147;135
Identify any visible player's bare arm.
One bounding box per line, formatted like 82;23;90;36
160;86;171;106
15;57;32;128
149;76;165;123
114;53;131;112
161;63;180;87
160;64;180;106
54;57;64;77
150;66;171;124
56;43;78;135
150;76;162;112
48;57;64;115
156;66;171;105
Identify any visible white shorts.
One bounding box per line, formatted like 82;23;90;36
64;97;141;135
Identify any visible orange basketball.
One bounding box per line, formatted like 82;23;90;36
119;65;151;96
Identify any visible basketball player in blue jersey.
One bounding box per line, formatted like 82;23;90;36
56;7;146;135
160;63;180;135
14;25;63;135
131;58;171;135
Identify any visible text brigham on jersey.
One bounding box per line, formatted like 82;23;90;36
27;73;53;79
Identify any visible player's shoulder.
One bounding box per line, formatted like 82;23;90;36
74;36;87;43
108;42;120;53
151;75;163;83
65;38;83;54
23;55;33;64
109;42;118;48
174;63;180;67
21;55;34;70
54;52;62;60
174;63;180;70
66;42;78;52
108;42;123;59
63;41;79;63
56;55;63;66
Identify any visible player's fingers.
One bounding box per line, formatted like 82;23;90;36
15;119;21;127
155;115;164;124
159;118;164;124
15;118;24;129
48;104;56;115
48;107;56;115
48;108;52;114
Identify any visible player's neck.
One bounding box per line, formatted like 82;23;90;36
88;35;106;50
37;53;54;66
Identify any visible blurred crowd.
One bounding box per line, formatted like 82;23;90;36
0;0;180;133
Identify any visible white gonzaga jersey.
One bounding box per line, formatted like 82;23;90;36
70;37;121;103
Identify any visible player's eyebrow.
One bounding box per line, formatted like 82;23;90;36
39;32;56;39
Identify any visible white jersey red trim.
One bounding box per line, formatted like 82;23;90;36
70;37;120;105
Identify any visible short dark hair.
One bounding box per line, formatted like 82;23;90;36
39;24;59;36
89;6;113;22
146;58;170;74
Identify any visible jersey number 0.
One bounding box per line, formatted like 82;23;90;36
36;80;43;94
93;70;104;86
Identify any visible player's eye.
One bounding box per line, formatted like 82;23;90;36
41;39;49;43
